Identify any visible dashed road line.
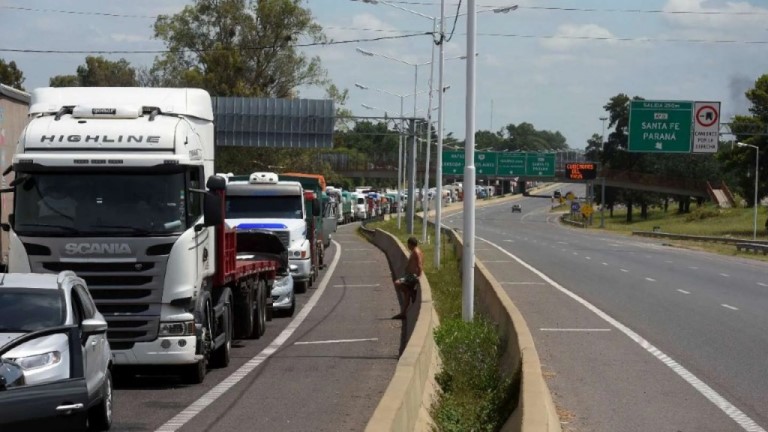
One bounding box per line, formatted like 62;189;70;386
477;236;766;432
645;277;657;282
689;266;699;270
722;304;739;311
620;269;629;273
758;283;768;287
333;284;381;288
677;289;691;294
501;281;546;285
540;328;611;332
720;273;730;278
572;252;579;256
665;260;674;264
155;241;343;432
295;338;378;345
602;262;609;266
585;257;592;260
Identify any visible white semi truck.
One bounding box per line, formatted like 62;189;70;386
223;172;318;292
2;87;284;384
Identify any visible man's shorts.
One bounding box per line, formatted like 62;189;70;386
396;273;419;289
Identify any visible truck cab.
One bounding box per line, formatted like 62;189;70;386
223;172;315;291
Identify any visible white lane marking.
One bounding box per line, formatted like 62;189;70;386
572;252;579;256
720;273;730;278
344;248;371;251
561;249;567;252
295;338;378;345
758;283;768;287
345;260;378;263
333;284;381;288
609;244;621;247
540;328;611;332
155;240;343;432
645;277;657;282
665;260;674;264
602;262;609;266
477;236;766;432
557;241;569;245
501;282;546;285
677;289;691;294
585;257;592;260
689;266;699;270
484;260;515;263
503;239;515;242
620;269;629;273
722;304;739;311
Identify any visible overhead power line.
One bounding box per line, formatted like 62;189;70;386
0;33;431;55
3;4;767;19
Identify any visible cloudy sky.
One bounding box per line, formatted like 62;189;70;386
1;0;767;148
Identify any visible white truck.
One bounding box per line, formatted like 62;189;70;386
222;172;318;292
2;87;284;384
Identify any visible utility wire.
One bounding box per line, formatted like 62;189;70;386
444;0;462;43
0;33;431;55
3;4;766;18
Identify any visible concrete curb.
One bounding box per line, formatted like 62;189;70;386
447;229;561;432
364;229;440;432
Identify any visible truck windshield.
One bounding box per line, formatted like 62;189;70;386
226;195;303;219
14;172;187;236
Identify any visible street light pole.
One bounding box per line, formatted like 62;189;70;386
463;0;477;322
434;0;446;269
737;142;760;240
600;116;608;152
422;17;437;245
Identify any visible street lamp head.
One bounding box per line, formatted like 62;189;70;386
599;116;608;121
356;47;374;56
354;83;369;90
493;5;519;13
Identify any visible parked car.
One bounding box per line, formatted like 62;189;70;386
274;267;296;317
0;271;113;431
511;204;522;213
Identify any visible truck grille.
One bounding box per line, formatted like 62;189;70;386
25;239;171;345
273;230;290;248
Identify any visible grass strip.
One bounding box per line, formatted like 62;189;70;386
366;217;516;432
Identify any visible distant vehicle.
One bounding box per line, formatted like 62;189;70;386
511;204;522;213
0;271;113;431
553;190;562;199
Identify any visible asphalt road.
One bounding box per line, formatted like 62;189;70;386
444;185;768;432
111;223;401;432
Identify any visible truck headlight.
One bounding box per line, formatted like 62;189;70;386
159;321;196;336
12;351;62;370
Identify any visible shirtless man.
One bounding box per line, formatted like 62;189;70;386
392;237;424;319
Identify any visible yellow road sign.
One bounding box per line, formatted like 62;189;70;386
581;204;593;218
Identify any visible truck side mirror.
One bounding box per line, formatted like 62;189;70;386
312;200;321;217
206;175;227;192
203;192;223;227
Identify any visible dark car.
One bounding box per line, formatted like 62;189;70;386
511;204;522;213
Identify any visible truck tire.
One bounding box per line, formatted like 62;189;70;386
254;280;267;338
210;302;231;368
184;299;211;384
295;280;308;294
234;284;255;339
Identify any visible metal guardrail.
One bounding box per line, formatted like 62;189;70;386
736;243;768;255
632;230;768;246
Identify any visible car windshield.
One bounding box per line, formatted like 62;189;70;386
14;172;188;236
226;195;303;219
0;289;66;332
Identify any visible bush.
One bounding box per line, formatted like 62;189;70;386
685;206;721;222
432;318;517;432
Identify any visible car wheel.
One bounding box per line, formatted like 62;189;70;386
182;359;207;385
88;369;113;431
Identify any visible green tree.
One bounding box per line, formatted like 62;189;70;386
718;74;768;207
49;56;137;87
0;58;25;90
150;0;327;97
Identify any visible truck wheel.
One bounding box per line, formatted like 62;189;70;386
295;280;308;294
255;280;267;338
184;301;211;384
210;303;231;368
234;285;255;339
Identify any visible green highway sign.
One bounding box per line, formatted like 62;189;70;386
497;153;527;176
525;153;556;177
441;151;555;177
442;150;465;175
475;152;498;175
628;100;693;153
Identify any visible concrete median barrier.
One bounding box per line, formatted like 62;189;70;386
365;228;440;432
